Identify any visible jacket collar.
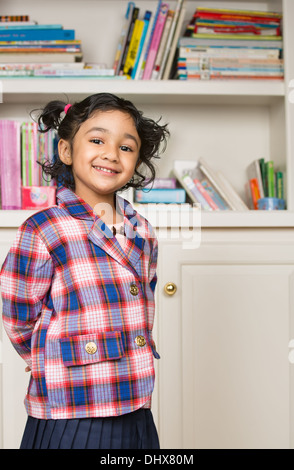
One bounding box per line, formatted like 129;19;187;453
56;186;138;222
56;186;145;280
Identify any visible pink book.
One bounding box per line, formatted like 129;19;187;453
0;120;22;209
194;178;220;210
142;3;169;80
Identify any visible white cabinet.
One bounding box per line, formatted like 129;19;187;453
157;229;294;448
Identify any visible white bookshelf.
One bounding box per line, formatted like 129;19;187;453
0;0;293;228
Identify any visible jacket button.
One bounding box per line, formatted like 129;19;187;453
85;342;97;354
135;335;146;347
130;284;139;295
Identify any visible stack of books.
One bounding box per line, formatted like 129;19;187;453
135;178;186;203
113;0;187;80
246;158;285;209
177;7;283;80
0;15;83;65
172;159;249;211
0;16;119;78
0;120;58;210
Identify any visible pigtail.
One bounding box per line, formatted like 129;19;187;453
37;100;69;133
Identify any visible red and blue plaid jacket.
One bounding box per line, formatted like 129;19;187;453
0;187;159;419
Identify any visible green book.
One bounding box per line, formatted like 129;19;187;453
275;171;284;199
265;161;275;197
259;158;266;196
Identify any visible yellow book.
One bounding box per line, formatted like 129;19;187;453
123;19;144;77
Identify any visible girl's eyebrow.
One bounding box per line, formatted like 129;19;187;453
86;127;139;148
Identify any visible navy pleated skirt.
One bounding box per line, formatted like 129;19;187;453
20;408;160;449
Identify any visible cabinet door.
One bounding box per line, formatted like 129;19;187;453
0;230;28;449
157;237;294;449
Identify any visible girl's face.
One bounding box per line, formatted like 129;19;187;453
58;109;141;209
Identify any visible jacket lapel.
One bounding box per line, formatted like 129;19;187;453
57;187;146;279
87;196;145;279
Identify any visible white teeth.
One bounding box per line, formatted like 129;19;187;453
94;166;116;174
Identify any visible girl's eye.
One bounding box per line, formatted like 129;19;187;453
120;145;132;152
91;138;103;144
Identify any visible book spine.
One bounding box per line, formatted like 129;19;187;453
265;160;275;197
123;19;144;77
135;188;186;203
137;0;162;80
157;0;184;80
275;171;284;199
0;120;22;209
119;7;139;75
201;179;229;209
144;177;177;189
0;29;75;40
162;3;187;79
113;2;135;74
151;9;174;80
143;3;169;80
194;178;220;210
0;24;62;30
249;178;260;209
198;159;236;210
182;174;212;210
0;15;30;22
131;11;152;79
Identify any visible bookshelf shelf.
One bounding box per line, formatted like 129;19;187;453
1;78;285;105
1;208;294;228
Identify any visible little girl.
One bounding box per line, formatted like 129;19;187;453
0;92;169;449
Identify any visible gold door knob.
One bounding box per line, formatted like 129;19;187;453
164;282;177;296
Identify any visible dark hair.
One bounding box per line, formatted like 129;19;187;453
34;92;169;191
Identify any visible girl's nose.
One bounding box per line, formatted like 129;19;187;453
102;145;119;162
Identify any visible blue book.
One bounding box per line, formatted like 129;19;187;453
131;11;152;79
0;24;63;30
135;188;186;203
0;29;75;41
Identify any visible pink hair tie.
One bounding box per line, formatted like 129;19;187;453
64;104;72;114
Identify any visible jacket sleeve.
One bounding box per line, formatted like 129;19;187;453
0;221;54;368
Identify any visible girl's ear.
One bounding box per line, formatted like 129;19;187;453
58;139;72;166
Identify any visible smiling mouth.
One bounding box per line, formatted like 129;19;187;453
92;165;119;174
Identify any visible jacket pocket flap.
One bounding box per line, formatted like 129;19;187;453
60;331;125;367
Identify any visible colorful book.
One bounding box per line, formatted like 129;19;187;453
247;159;265;198
151;9;174;79
123;18;145;77
162;2;187;79
182;174;213;210
249;177;261;209
0;15;30;22
193;178;220;210
131;10;152;79
143;2;169;80
0;120;22;209
0;29;75;41
275;171;284;199
265;160;275;197
0;24;63;30
119;6;139;75
135;188;186;203
144;177;177;189
198;157;237;210
136;0;162;80
201;178;229;209
113;2;135;74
